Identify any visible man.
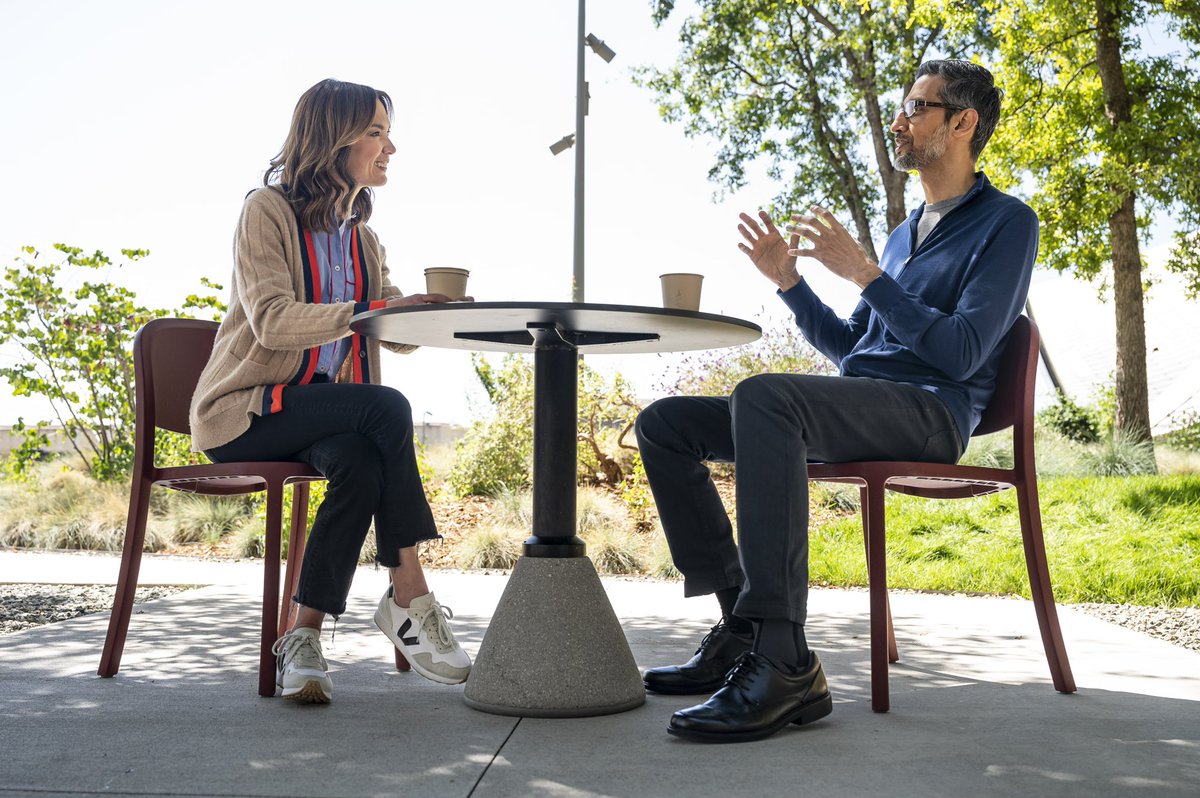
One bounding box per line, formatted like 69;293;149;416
635;60;1037;743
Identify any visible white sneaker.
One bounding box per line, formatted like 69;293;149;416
374;587;471;685
271;627;333;703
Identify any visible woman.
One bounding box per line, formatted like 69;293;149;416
189;79;470;703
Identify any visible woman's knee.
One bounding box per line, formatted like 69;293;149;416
312;434;384;489
362;385;414;437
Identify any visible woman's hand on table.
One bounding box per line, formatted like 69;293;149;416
386;294;475;307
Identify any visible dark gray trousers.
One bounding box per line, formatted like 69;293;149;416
635;373;962;626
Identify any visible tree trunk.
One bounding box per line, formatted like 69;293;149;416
1095;0;1155;457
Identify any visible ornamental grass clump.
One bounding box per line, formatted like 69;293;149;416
456;524;523;570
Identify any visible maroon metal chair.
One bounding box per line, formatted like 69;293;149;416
808;315;1076;712
98;318;325;697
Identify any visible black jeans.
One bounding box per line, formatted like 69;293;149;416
635;373;962;626
206;383;438;616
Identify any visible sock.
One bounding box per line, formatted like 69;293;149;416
715;587;753;636
753;618;810;669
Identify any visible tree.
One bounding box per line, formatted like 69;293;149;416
986;0;1200;452
637;0;991;255
0;244;225;480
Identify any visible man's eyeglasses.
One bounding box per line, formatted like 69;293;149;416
895;99;967;119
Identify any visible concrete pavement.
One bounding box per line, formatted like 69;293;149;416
1;548;1198;797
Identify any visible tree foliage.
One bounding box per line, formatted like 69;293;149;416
0;244;225;480
986;0;1200;447
638;0;992;255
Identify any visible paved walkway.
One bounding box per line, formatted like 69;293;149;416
1;549;1198;797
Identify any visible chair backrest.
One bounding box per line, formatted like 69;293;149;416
133;318;220;437
973;315;1038;438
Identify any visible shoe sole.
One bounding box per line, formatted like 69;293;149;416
666;692;833;743
643;679;725;696
373;609;469;686
280;679;331;704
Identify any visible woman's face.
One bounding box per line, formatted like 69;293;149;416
345;100;395;190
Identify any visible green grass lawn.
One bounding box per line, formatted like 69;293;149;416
809;474;1200;607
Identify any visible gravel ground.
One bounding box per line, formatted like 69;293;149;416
1070;602;1200;652
0;584;191;635
1;582;1197;653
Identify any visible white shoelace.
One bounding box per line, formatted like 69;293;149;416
271;630;327;671
414;601;457;653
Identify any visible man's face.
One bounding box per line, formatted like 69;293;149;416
891;75;953;171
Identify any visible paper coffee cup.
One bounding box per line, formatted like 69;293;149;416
424;267;470;300
660;273;703;311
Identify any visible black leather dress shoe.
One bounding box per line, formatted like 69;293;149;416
643;618;754;695
667;651;832;743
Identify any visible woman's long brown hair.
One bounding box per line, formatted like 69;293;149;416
264;79;393;232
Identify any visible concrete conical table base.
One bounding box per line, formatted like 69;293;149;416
463;556;645;717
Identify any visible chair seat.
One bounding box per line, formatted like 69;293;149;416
808;461;1016;499
153;462;324;495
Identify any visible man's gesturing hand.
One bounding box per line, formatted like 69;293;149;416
786;207;881;291
738;211;802;291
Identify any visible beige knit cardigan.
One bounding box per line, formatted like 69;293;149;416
189;186;412;451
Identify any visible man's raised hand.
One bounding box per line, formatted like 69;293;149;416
786;206;881;290
737;211;802;291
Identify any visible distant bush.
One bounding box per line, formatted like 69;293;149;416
1158;409;1200;453
1037;391;1102;444
657;322;834;397
447;355;641;497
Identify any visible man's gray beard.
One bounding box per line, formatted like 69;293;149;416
894;123;949;170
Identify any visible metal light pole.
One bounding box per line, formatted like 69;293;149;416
549;0;615;303
572;0;586;303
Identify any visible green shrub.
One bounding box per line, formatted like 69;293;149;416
647;531;682;580
959;431;1016;469
456;524;523;570
169;496;256;544
448;355;535;496
448;354;643;497
585;525;644;575
1037;391;1102;444
1080;431;1158;477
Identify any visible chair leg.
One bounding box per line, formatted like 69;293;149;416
1015;481;1076;694
278;482;311;638
394;648;411;672
99;475;153;678
260;482;285;698
859;484;900;664
863;479;891;713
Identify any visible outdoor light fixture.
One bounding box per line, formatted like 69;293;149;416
550;0;619;303
584;33;616;63
549;134;576;155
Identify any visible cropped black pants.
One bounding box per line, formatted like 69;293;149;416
206;383;438;616
635;373;962;626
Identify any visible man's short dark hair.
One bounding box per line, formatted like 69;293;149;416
915;60;1002;160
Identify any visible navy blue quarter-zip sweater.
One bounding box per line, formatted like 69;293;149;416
779;172;1038;447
